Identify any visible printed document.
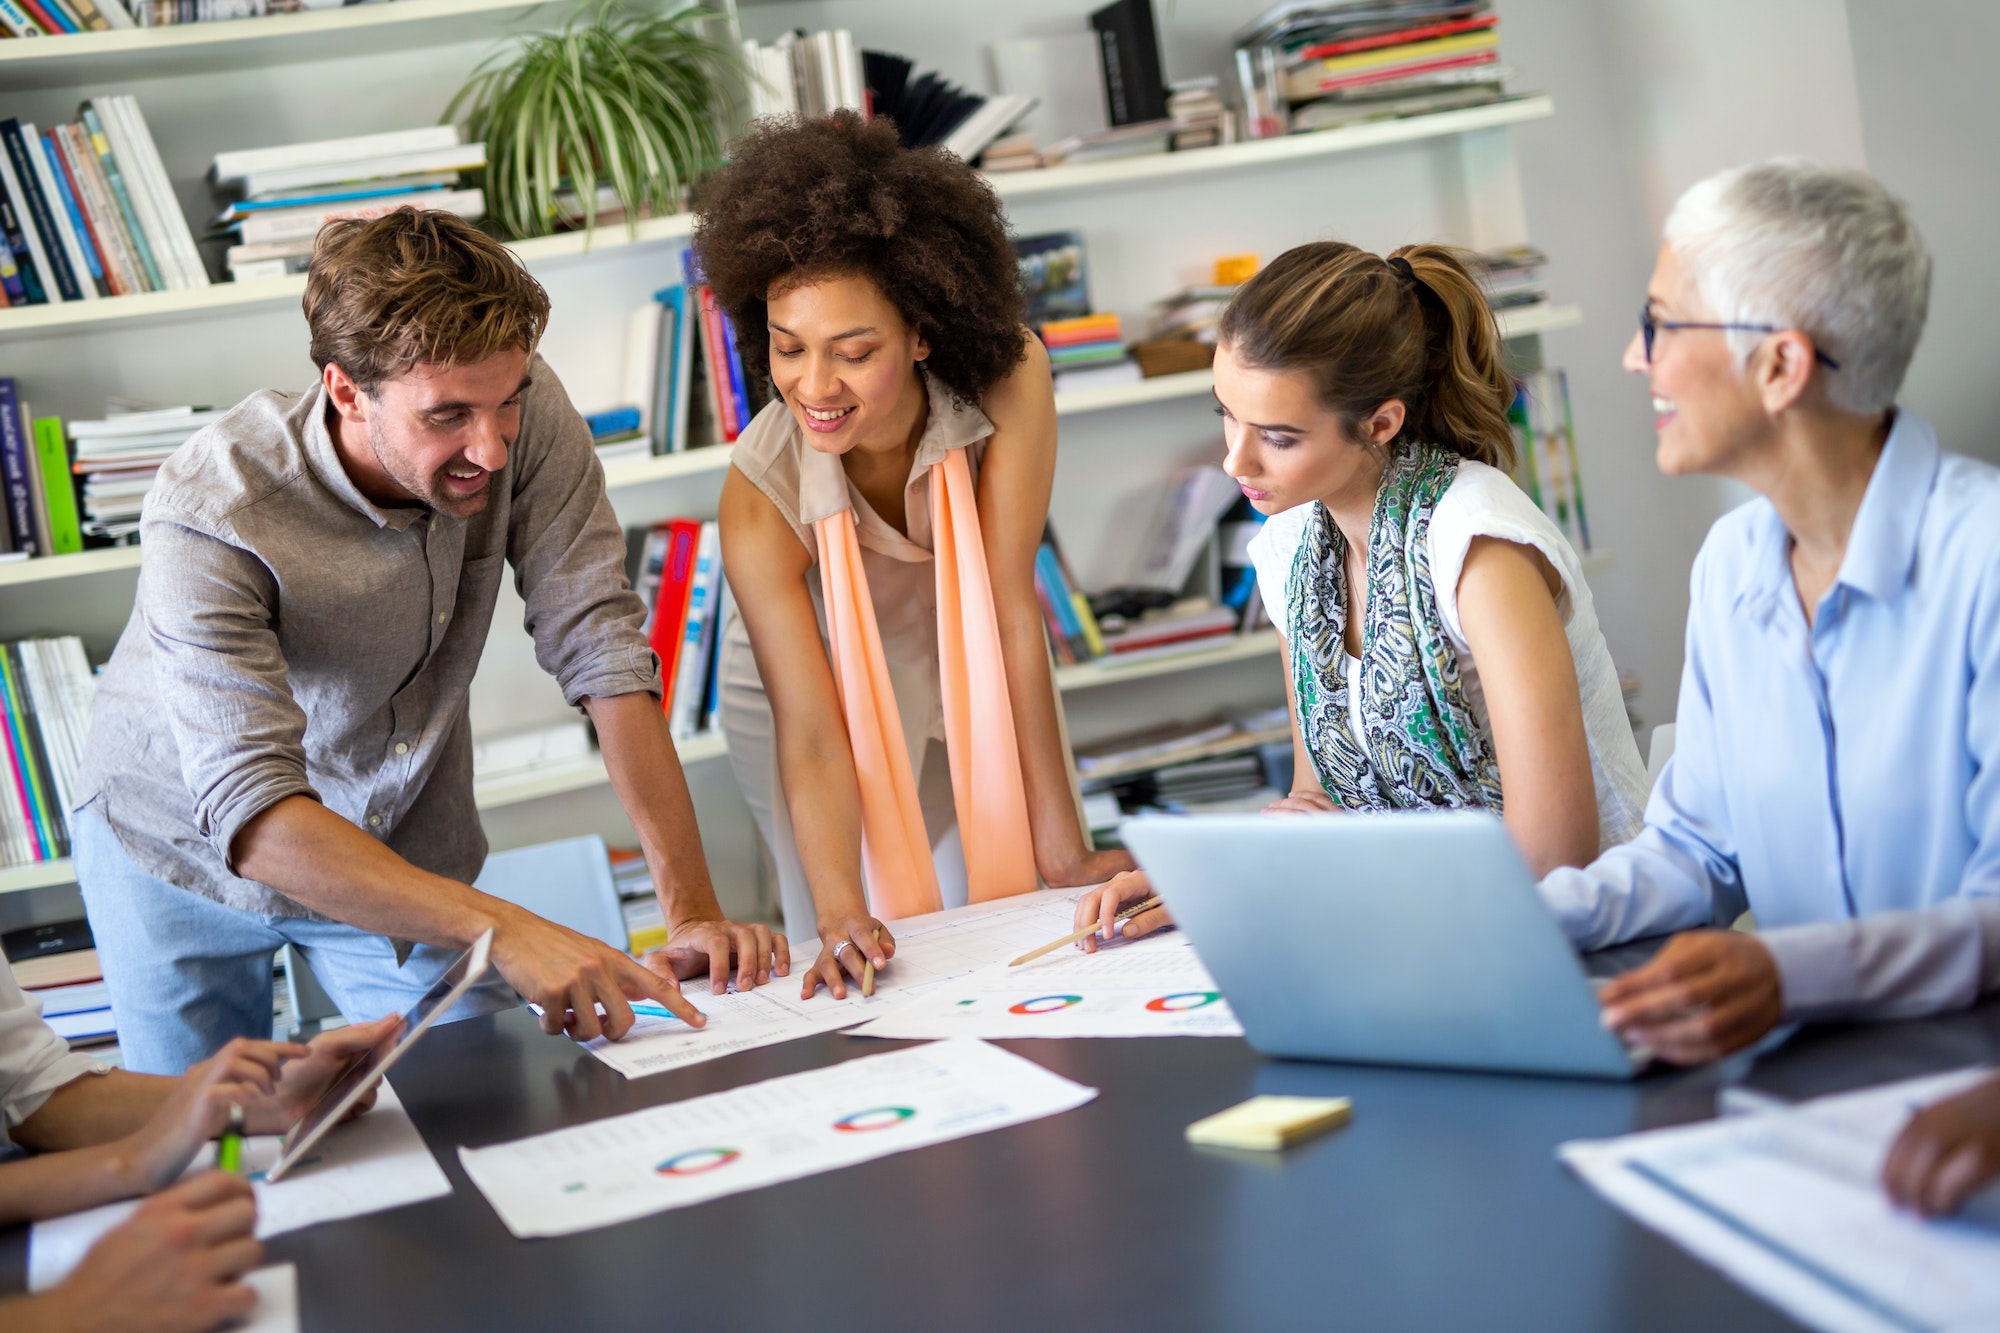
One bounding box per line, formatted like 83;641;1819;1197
30;1084;449;1290
579;889;1088;1077
461;1038;1096;1237
1561;1068;2000;1333
847;931;1243;1040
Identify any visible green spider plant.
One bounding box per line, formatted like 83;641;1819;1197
445;1;737;241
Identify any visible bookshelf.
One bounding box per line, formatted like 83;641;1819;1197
0;0;591;89
0;6;1582;926
0;100;1555;343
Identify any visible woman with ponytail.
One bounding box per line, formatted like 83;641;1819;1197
698;113;1134;1001
1076;241;1650;946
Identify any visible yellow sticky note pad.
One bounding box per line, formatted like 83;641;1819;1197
1185;1095;1352;1151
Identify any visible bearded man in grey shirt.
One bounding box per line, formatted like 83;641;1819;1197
72;210;787;1074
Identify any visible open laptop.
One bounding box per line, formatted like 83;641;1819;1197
1119;811;1647;1079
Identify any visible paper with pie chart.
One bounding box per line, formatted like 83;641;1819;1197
458;1039;1096;1237
574;889;1089;1079
845;932;1244;1040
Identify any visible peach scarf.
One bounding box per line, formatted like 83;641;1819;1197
813;446;1038;919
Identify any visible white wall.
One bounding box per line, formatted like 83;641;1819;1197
1844;0;2000;464
1495;0;1864;727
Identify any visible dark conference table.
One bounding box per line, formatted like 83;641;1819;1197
8;987;1999;1331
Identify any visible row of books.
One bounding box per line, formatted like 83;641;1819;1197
0;98;207;306
0;635;95;870
0;379;82;558
1235;1;1514;138
627;518;730;743
211;125;488;282
0;0;338;31
1075;707;1294;846
4;921;113;1051
608;847;668;955
1509;366;1592;554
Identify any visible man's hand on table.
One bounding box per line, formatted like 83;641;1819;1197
489;902;707;1040
1596;929;1784;1064
643;916;790;995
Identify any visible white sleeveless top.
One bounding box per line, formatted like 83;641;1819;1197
1245;459;1649;849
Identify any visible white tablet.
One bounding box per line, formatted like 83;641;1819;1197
265;929;494;1183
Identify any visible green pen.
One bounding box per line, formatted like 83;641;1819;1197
217;1104;244;1175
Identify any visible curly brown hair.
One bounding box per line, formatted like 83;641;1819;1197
692;111;1028;406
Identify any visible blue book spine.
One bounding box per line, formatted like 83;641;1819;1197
0;120;82;302
0;379;37;555
0;175;45;304
41;133;105;293
1035;545;1085;638
718;309;751;434
585;406;642;439
80;107;163;294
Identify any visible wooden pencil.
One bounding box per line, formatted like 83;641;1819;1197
1008;897;1163;968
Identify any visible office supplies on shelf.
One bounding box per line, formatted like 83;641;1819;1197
1561;1068;2000;1333
460;1039;1097;1238
849;931;1242;1041
1008;896;1161;967
1186;1094;1353;1150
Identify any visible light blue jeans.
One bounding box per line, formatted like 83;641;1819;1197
75;812;517;1075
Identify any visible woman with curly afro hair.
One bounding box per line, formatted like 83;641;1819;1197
698;112;1134;1000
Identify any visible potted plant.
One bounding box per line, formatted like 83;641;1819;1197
446;1;737;241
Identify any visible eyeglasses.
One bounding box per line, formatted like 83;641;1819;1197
1638;306;1841;370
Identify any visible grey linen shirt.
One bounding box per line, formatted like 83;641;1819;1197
76;355;659;918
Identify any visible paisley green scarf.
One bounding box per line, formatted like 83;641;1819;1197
1286;441;1504;811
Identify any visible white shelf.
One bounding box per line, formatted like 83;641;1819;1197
0;101;1553;343
0;0;586;89
0;546;143;587
598;442;732;491
989;96;1555;203
0;214;696;343
1053;630;1282;691
0;859;76;895
472;730;729;811
1495;302;1584;339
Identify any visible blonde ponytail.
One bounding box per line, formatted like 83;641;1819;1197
1219;241;1517;470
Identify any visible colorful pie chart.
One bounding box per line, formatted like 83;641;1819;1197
1009;994;1084;1015
833;1106;917;1133
656;1147;742;1176
1145;991;1222;1012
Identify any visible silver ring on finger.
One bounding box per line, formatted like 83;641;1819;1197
832;940;851;961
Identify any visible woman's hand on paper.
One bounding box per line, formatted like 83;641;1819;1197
802;913;894;1001
1595;929;1783;1064
20;1171;263;1333
1073;870;1173;953
647;916;791;995
1883;1072;2000;1217
1263;789;1339;816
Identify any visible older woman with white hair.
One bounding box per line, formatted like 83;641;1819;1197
1537;158;2000;1064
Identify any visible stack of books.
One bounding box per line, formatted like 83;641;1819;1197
1508;368;1590;554
1073;707;1293;842
0;635;96;871
1038;119;1174;167
1042;313;1137;393
0;379;85;560
210;127;487;283
69;406;224;543
1167;78;1229;151
1479;243;1549;312
741;29;866;121
5;921;114;1052
0;99;208;306
978;133;1040;174
1234;2;1514;138
626;518;730;743
1149;283;1240;344
608;847;667;955
1095;599;1242;658
584;283;712;464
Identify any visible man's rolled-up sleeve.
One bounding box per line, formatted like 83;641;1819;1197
139;516;317;868
506;362;662;707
